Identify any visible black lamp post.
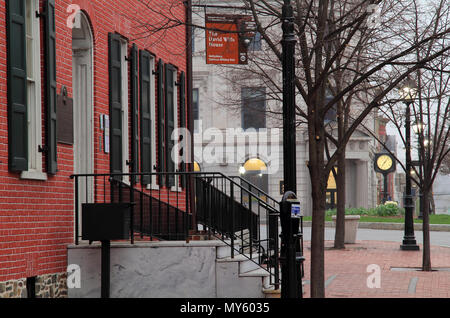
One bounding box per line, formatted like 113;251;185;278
399;79;420;251
282;0;297;195
280;0;303;299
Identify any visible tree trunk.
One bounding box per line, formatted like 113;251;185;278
422;187;432;271
429;186;436;215
334;153;346;249
310;175;326;297
308;127;326;298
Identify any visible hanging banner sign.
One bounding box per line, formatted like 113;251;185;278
205;14;255;65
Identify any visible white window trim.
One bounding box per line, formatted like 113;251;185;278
147;56;159;190
171;69;180;192
21;0;46;181
121;39;130;185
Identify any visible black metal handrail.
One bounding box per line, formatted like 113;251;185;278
70;171;281;289
229;175;280;211
192;174;280;289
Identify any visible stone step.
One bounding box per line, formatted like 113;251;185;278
217;243;242;259
216;253;260;263
240;268;270;278
215;241;278;298
240;258;262;274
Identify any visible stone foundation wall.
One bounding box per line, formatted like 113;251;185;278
0;273;68;298
0;279;27;298
35;273;68;298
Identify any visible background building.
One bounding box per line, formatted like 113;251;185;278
191;1;381;216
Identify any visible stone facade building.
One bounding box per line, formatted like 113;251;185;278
191;1;381;216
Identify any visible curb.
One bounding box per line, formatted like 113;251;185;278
303;221;450;232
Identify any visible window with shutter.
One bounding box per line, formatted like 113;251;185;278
241;87;266;131
108;33;124;179
193;88;200;133
130;44;139;185
140;50;156;186
7;0;49;179
120;39;130;182
165;64;177;188
179;71;186;188
45;0;57;175
157;59;165;186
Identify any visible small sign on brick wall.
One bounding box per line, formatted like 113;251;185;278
56;88;74;145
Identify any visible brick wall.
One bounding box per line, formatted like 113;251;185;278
0;0;187;285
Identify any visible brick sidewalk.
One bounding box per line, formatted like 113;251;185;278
300;240;450;298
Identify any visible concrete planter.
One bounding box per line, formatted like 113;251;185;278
332;215;360;244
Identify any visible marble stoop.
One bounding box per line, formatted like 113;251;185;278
215;242;272;298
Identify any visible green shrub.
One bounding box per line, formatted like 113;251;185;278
326;204;404;217
375;203;404;216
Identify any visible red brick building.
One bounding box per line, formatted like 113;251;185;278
0;0;189;297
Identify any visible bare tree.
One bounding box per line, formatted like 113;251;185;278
381;65;450;271
134;0;450;297
243;0;450;297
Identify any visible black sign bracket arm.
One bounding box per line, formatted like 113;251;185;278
190;4;248;11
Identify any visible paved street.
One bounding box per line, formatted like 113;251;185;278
302;227;450;247
260;224;450;298
260;224;450;248
301;240;450;298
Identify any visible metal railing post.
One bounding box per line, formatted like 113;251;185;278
230;182;235;259
274;213;280;289
140;191;144;239
75;176;79;245
130;184;134;244
185;174;190;242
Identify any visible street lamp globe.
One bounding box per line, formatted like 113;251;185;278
399;78;418;102
412;121;425;135
423;138;432;148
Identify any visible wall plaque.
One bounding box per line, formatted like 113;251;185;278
56;86;74;145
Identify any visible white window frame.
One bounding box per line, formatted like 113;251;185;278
147;56;159;190
21;0;46;181
170;68;180;192
121;39;130;184
193;88;200;133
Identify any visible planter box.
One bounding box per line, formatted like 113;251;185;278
332;215;360;244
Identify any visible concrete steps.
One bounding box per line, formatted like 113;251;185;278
215;241;275;298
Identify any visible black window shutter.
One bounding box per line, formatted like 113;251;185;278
109;33;123;177
130;44;139;184
157;59;165;186
6;0;28;172
165;64;175;187
45;0;57;175
140;50;152;185
179;71;186;188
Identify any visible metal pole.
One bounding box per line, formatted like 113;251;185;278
280;0;302;299
383;173;388;203
101;240;111;298
418;135;423;219
186;0;197;233
75;176;79;245
282;0;297;194
401;102;419;251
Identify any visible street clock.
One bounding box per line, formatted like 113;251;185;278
374;153;396;174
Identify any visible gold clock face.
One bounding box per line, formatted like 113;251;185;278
377;155;393;171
